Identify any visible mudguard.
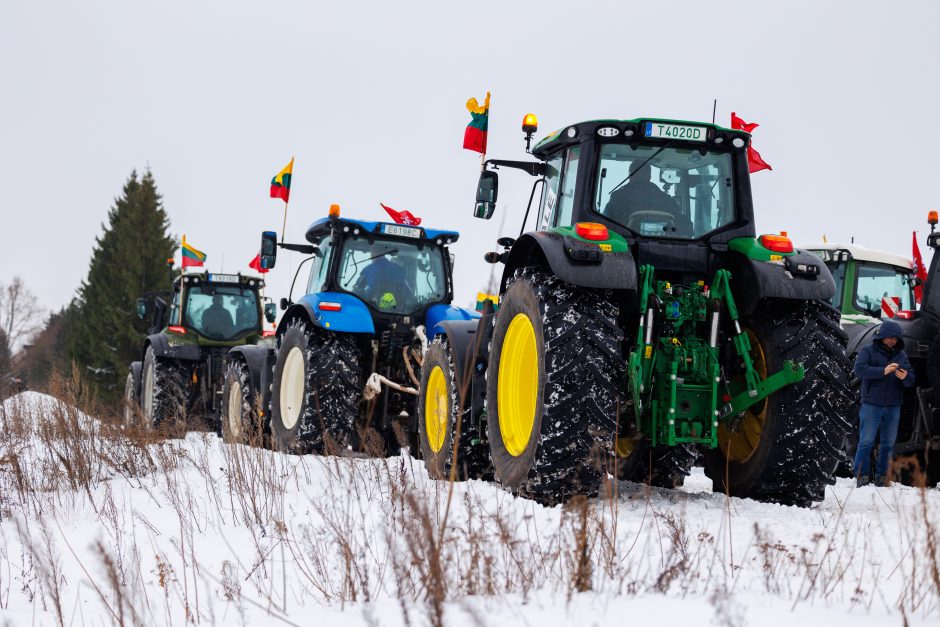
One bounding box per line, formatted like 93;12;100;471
728;250;837;315
501;231;637;293
228;344;277;403
145;333;202;361
279;292;375;335
434;319;484;388
425;304;480;338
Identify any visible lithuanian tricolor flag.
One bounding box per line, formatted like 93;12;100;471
270;157;294;203
463;92;490;154
181;235;206;268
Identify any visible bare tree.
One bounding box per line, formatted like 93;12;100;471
0;277;46;352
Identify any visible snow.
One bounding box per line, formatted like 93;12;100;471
0;391;938;626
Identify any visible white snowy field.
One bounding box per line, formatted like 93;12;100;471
0;390;938;627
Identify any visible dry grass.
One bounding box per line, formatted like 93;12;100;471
0;372;938;626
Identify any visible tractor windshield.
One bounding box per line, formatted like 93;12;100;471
337;236;447;313
183;284;260;340
593;143;735;239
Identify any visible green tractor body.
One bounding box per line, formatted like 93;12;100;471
124;271;275;429
416;117;853;506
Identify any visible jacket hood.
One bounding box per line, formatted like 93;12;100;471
873;320;905;348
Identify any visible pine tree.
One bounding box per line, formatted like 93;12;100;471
69;170;176;398
0;328;11;377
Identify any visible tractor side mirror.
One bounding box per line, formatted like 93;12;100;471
136;298;147;319
264;302;277;323
474;170;498;220
260;231;278;269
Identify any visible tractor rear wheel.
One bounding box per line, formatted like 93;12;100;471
418;337;489;480
221;359;258;445
270;321;363;454
703;300;852;506
486;268;624;506
141;347;190;430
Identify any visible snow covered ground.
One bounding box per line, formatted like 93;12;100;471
0;391;938;626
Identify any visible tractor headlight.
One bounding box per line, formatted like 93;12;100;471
732;137;746;148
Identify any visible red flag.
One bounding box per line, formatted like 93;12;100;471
248;253;269;274
913;231;927;304
731;112;773;173
381;203;422;226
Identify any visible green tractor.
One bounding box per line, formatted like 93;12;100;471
124;271;276;430
417;116;853;506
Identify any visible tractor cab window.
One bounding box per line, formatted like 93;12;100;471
169;291;181;326
183;284;260;340
593;143;735;239
306;234;334;295
337;236;446;313
854;263;914;318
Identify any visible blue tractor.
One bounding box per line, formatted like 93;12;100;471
222;204;478;454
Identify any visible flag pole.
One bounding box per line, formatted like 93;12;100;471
279;156;294;244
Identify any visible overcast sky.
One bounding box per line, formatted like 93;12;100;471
2;0;939;318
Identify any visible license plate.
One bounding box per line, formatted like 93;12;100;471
208;273;239;283
382;224;421;238
644;122;707;142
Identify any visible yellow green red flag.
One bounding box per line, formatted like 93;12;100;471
270;157;294;203
181;235;206;268
463;92;490;154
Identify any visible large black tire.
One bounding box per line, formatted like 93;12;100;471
835;376;861;477
615;440;698;489
703;300;853;506
123;367;141;428
417;337;489;480
486;268;624;506
221;359;258;445
141;347;190;429
270;320;363;454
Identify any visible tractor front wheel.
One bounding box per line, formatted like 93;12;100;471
270;321;363;454
486;268;624;506
221;359;259;445
703;300;852;506
418;337;489;480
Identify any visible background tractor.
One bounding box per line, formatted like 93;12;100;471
808;224;940;485
124;271;275;430
418;116;854;506
226;205;478;454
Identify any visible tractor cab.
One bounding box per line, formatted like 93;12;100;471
803;243;914;322
155;272;274;345
476;119;767;280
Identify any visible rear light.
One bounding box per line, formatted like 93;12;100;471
575;222;609;241
759;234;794;253
895;310;914;320
318;301;342;312
168;326;187;334
262;330;277;338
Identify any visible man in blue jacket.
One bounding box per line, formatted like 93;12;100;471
853;320;915;487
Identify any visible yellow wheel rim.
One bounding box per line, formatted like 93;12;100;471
425;366;448;453
717;328;768;463
616;437;637;459
497;313;539;457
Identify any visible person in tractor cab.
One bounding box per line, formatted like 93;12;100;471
356;254;414;311
853;320;915;487
202;294;235;335
604;160;692;237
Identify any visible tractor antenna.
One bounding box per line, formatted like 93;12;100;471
711;99;717;124
851;236;855;243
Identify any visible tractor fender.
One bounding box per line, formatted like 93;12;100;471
844;319;881;358
728;250;837;315
425;304;480;338
434;318;485;394
278;293;376;335
145;333;201;361
500;231;637;293
228;344;277;413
